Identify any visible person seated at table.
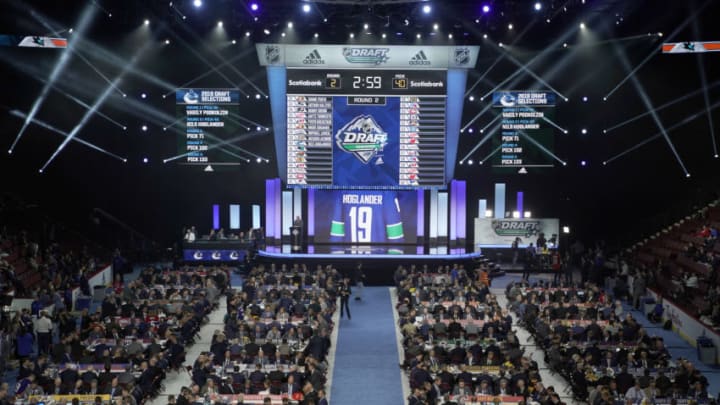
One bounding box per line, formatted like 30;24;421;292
482;349;501;366
475;378;494;395
624;379;646;402
495;378;512;396
85;379;100;395
687;380;707;400
448;342;466;365
452;379;472;397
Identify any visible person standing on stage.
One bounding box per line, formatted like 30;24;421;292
353;263;365;301
339;277;352;320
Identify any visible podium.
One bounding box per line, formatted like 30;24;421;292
290;226;303;251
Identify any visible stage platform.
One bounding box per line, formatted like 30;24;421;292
255;244;484;285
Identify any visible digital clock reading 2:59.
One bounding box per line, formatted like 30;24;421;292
353;75;382;89
286;69;447;95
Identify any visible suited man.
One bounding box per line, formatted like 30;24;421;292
614;366;634;395
218;377;236;395
495;378;512;396
59;364;79;387
48;377;67;395
654;370;672;396
105;377;122;398
281;374;300;397
301;381;319;405
306;362;325;391
339;277;352;320
408;387;425;405
475;379;494;395
452;380;472;397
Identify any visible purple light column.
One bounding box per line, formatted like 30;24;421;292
212;204;220;230
517;191;524;218
273;179;282;239
450;180;458;241
458;181;466;240
308;188;315;237
265;179;275;238
417;189;425;239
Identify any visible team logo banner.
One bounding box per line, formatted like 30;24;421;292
492;91;556;107
183;250;245;262
0;35;67;48
256;44;480;68
662;41;720;53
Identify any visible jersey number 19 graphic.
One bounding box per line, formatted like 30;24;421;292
329;191;405;244
348;206;372;243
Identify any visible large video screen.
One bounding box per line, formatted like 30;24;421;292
491;90;556;173
314;190;418;244
176;88;242;169
287;69;446;189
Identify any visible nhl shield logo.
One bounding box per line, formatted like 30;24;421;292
454;47;470;65
335;115;388;164
265;45;280;64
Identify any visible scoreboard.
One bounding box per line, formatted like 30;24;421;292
286;69;447;189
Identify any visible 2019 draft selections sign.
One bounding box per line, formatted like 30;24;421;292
491;91;556;173
175;88;240;168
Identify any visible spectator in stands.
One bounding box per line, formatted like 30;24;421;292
35;310;52;355
624;379;646;402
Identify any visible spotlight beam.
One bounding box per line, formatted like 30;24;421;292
40;42;151;172
464;61;502;98
541;115;568;134
461;105;493;132
480;145;503;164
604;0;712;100
517;130;566;166
477;15;588;103
9;110;126;162
605;98;720;165
72;50;125;96
692;18;718;156
615;45;688;175
162;51;252;98
229;113;265;129
463;20;536;98
487;41;567;100
176;22;266;97
459;123;501;162
479;114;501;133
165;30;249;97
33;75;126;129
9;5;97;153
605;80;720;133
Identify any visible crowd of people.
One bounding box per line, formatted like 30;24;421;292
174;262;338;405
630;204;720;328
394;263;563;405
508;278;715;403
6;265;228;405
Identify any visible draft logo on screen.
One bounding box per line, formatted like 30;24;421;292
335;115;388;165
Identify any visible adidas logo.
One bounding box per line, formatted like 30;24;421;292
409;50;431;65
302;49;324;65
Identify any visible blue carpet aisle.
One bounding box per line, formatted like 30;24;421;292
330;287;405;405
